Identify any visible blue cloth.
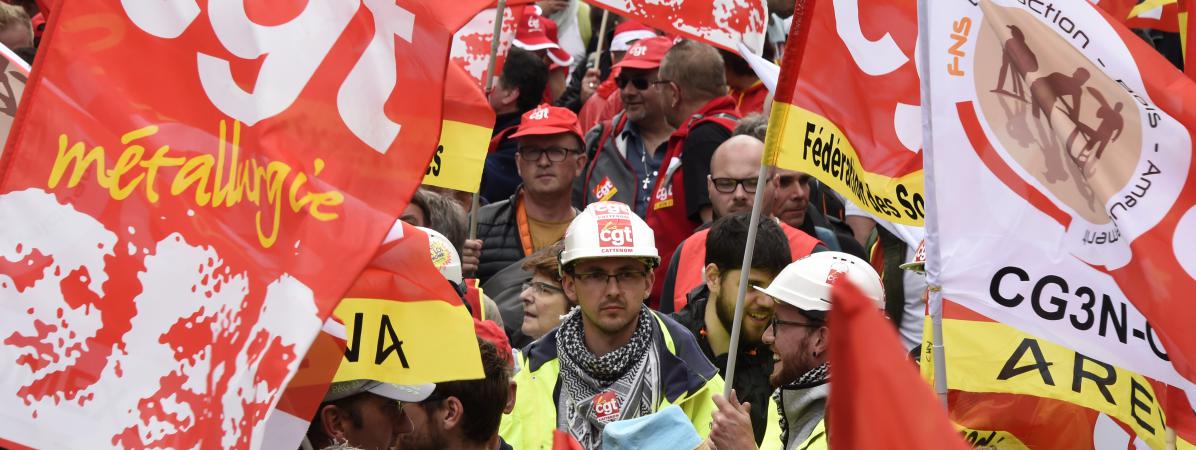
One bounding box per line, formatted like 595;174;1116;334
618;120;665;217
481;112;523;203
601;405;702;450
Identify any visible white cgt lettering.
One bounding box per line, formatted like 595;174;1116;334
121;0;201;38
337;0;415;154
197;0;358;127
121;0;417;154
833;0;909;76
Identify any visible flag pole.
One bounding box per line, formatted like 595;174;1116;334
594;10;611;65
916;0;949;407
469;0;508;241
723;159;772;398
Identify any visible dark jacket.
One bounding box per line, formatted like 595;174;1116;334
573;111;651;214
480;112;522;204
671;285;775;445
473;190;526;285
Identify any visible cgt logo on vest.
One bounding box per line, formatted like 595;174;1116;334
598;218;634;250
592;390;621;423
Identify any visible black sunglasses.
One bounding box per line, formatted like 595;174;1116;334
614;76;652;90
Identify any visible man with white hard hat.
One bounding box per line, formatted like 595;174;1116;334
707;252;884;450
499;201;724;450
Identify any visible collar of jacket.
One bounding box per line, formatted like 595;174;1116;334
522;309;719;402
672;95;739;138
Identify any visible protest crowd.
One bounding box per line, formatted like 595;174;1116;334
2;0;1196;449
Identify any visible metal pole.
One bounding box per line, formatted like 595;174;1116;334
469;0;508;241
723;163;771;397
916;0;948;407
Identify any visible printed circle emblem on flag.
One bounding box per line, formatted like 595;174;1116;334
971;1;1142;226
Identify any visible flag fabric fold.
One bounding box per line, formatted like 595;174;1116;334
828;279;971;450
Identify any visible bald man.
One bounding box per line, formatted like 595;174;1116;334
658;116;825;314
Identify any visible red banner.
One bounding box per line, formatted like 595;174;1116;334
0;0;486;447
765;0;925;226
582;0;767;54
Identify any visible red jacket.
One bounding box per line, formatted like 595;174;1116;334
645;96;739;306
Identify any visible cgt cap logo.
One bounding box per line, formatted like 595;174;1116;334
628;44;648;57
598;218;634;248
527;15;541;32
527;106;550;121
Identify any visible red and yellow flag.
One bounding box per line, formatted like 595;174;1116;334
0;0;489;447
828;281;971;450
765;0;925;226
923;302;1196;449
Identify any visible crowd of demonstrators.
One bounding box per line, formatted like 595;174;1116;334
304;4;936;449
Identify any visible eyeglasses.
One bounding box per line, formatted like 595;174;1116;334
522;281;564;296
615;76;651;90
571;270;649;288
518;146;579;162
710;177;760;194
769;316;823;334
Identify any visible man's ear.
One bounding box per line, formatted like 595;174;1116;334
812;325;830;357
441;397;466;431
318;404;349;442
504;381;518;414
703;263;721;292
500;86;521;109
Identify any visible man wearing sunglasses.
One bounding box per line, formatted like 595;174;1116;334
707;252;886;450
575;36;676;218
466;104;586;286
500;201;723;450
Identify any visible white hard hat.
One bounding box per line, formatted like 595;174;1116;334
560;201;660;268
754;251;884;312
416;226;463;285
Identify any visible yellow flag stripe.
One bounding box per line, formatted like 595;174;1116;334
422;119;492;193
940;318;1169;450
765;101;925;226
1129;0;1177;19
332;297;483;385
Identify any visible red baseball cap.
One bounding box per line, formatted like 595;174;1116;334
473;318;514;369
514;7;574;67
610;21;657;52
613;36;673;70
510;104;584;143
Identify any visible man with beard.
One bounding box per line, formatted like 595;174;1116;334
304;380;426;450
465;104;586;285
499;201;723;450
670;213;792;445
707;252;885;450
658;117;825;313
574;36;675;217
398;337;513;450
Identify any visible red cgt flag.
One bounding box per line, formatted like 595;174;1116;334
0;0;489;448
582;0;767;54
827;279;971;450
